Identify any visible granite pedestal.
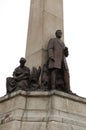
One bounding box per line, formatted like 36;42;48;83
0;90;86;130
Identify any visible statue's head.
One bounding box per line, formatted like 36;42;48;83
19;57;26;67
55;30;62;38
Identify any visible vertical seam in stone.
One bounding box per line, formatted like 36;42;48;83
71;125;73;130
42;0;45;66
19;95;28;130
67;98;69;111
46;94;52;130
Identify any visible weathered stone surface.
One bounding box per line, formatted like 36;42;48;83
26;0;64;68
21;122;46;130
0;121;20;130
0;95;26;114
47;121;72;130
72;125;86;130
0;90;86;130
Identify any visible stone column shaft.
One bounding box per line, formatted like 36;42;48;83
26;0;64;68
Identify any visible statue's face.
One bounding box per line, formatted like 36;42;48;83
19;58;26;67
20;59;26;67
56;30;62;38
20;61;25;67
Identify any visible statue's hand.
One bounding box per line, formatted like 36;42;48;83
14;76;18;81
64;47;69;57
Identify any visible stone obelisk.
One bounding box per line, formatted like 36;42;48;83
26;0;64;68
1;2;86;130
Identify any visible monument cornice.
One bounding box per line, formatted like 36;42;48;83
0;90;86;104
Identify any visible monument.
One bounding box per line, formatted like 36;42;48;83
6;30;71;93
0;0;86;130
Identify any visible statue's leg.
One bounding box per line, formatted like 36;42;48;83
50;69;56;89
64;69;71;92
6;77;16;94
55;69;65;91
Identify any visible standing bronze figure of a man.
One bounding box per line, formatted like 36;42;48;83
48;30;71;93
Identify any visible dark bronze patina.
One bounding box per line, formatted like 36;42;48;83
6;58;30;93
47;30;71;93
41;63;50;91
6;30;72;94
30;66;41;90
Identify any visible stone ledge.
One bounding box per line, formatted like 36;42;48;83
0;90;86;104
0;117;86;129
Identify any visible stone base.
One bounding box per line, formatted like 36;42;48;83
0;90;86;130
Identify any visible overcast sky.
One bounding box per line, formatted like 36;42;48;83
0;0;86;97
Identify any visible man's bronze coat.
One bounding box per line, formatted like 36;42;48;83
48;38;68;70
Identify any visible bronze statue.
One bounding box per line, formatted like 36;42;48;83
6;31;72;94
48;30;71;93
30;66;41;90
6;58;30;93
41;63;49;91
